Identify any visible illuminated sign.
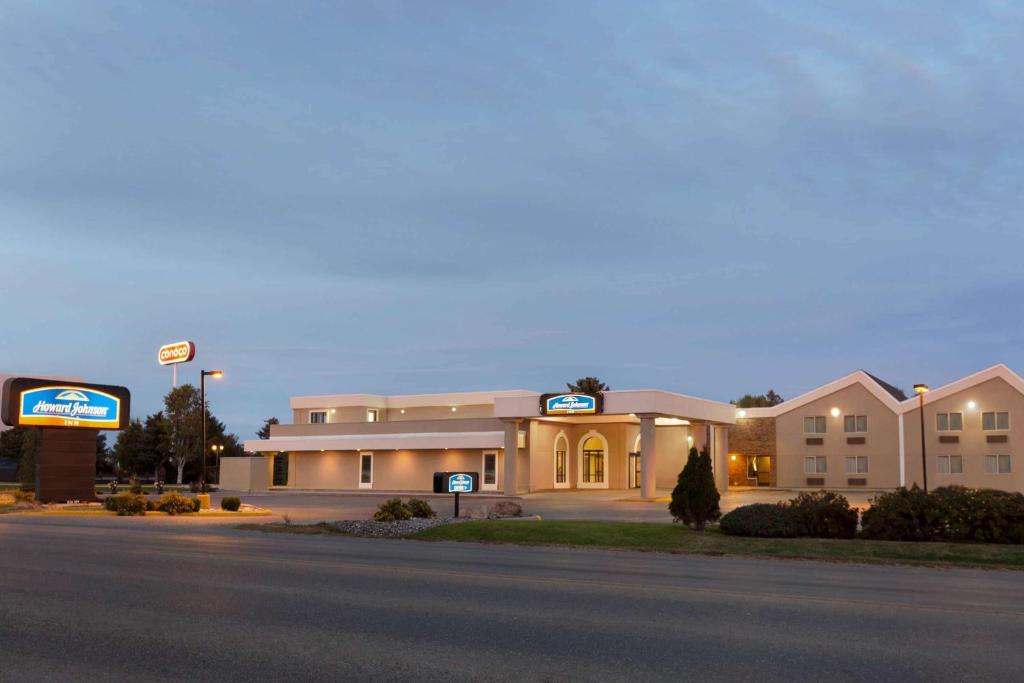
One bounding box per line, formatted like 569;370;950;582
158;341;196;366
448;473;473;493
1;378;131;430
540;393;601;416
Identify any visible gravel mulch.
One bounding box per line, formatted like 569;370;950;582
327;516;471;538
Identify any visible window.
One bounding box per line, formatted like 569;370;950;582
481;451;497;490
936;412;963;432
555;449;566;484
310;410;327;424
804;456;827;474
366;408;379;423
937;455;963;474
359;452;373;488
984;454;1011;474
982;412;1010;431
844;456;868;474
803;416;827;434
843;415;868;433
581;436;605;484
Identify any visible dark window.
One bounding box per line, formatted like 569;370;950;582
484;453;496;485
360;454;372;484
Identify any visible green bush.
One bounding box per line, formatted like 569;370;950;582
668;446;721;530
221;496;242;512
12;490;34;503
785;491;859;539
373;497;412;522
406;498;435;519
860;487;947;542
146;498;158;512
719;503;800;537
157;491;199;515
104;493;147;516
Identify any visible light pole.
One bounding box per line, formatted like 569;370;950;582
200;369;223;492
210;443;224;486
914;383;929;493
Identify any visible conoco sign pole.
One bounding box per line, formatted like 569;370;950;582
172;364;177;389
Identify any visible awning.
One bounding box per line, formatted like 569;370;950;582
244;431;507;453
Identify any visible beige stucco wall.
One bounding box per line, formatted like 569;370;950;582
775;383;901;489
290;448;504;492
292;406;370;425
902;377;1023;492
219;456;271;492
386;405;494;421
272;417;505;437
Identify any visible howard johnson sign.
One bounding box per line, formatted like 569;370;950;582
1;377;131;430
540;393;602;416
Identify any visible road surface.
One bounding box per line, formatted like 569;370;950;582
0;515;1022;681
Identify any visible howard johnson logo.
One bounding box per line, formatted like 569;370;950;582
544;393;598;415
19;386;121;429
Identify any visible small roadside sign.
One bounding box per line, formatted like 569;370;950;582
448;473;473;493
433;471;479;517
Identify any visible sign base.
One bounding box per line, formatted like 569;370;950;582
36;428;99;503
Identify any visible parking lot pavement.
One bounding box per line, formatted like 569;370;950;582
206;487;882;524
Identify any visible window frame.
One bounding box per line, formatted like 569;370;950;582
309;410;328;425
803;416;827;434
843;415;868;433
804;456;827;474
936;412;963;432
366;408;379;423
937;455;963;475
358;451;373;488
481;450;498;491
982;411;1010;431
844;455;868;474
984;454;1011;474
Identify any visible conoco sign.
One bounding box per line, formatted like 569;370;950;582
158;341;196;366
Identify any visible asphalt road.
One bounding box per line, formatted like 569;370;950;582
1;516;1023;682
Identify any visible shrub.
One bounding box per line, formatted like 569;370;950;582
104;493;147;516
931;486;1024;544
860;487;946;542
221;496;242;512
785;490;859;539
490;501;523;518
406;498;436;519
129;480;144;495
157;491;199;515
668;446;721;530
719;503;800;537
12;490;34;503
146;498;158;512
373;497;412;522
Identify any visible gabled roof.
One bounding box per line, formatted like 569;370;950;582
739;370;907;418
895;364;1024;414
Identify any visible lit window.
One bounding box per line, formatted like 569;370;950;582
310;410;327;424
804;456;827;474
803;416;827;434
366;408;379;423
582;436;605;483
936;412;963;432
843;415;868;433
845;456;868;474
984;454;1011;474
483;453;496;485
982;412;1009;431
937;455;963;474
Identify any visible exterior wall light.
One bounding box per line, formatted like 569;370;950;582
730;454;737;461
967;400;977;410
330;409;336;413
736;410;747;418
400;409;406;414
830;407;841;417
451;407;457;412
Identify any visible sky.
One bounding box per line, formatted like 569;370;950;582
2;1;1023;439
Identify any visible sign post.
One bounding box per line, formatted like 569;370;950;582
432;471;479;518
158;340;197;388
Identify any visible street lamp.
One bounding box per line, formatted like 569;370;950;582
914;383;929;493
200;369;224;492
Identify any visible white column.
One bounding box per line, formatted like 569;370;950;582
503;419;519;495
640;414;657;499
713;425;729;493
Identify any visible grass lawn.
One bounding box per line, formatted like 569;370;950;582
413;520;1024;569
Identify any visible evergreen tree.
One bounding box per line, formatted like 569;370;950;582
566;377;609;393
141;412;172;482
113;419;145;476
668;445;721;530
256;417;279;440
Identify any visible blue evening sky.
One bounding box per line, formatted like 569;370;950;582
2;1;1022;438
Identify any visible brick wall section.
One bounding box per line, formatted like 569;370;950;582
727;418;778;486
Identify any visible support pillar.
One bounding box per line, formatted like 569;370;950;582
713;425;729;494
502;419;520;495
639;414;657;499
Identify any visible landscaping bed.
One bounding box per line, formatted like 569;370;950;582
412;520;1024;569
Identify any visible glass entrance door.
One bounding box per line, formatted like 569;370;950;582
628;452;641;488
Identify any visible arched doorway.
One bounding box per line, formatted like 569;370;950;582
577;431;609;489
553;432;569;489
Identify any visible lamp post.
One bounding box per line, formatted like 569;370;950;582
210;443;224;485
914;383;929;493
200;369;223;492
